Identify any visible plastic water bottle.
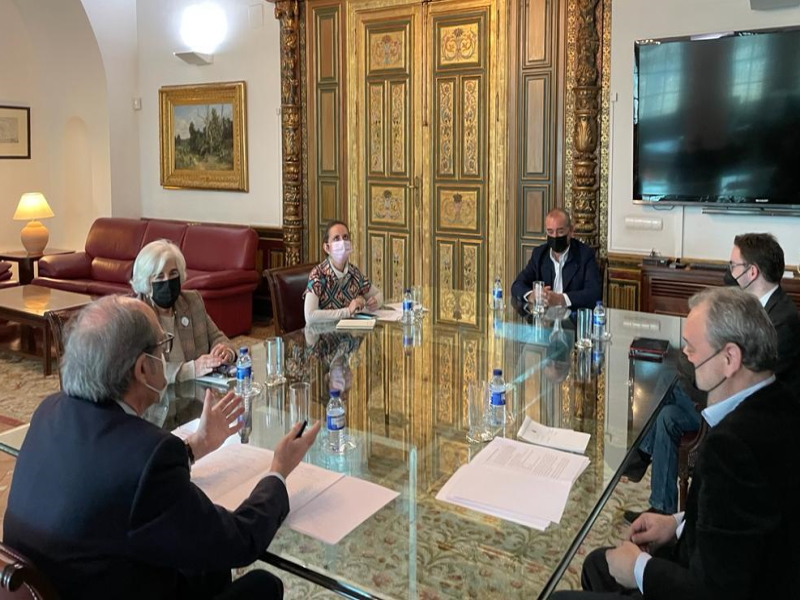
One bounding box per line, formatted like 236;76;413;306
592;300;606;340
492;276;504;310
326;389;346;453
489;368;506;427
403;321;414;356
235;347;252;395
402;288;414;323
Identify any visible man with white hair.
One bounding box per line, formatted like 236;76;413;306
551;287;800;599
5;295;320;600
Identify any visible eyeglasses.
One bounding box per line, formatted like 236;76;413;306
728;261;749;272
150;331;174;355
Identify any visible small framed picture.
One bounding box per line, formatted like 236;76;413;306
159;81;248;192
0;105;31;159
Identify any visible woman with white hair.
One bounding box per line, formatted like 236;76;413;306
131;239;235;382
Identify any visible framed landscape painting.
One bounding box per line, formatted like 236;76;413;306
0;105;31;159
159;81;248;191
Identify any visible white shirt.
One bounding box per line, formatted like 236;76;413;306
633;374;777;593
759;285;778;308
523;247;572;306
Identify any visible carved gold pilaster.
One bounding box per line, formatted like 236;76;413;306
274;0;304;265
571;0;601;252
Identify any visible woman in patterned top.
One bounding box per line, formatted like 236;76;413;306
303;221;384;323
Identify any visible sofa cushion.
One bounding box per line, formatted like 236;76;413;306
38;253;92;279
86;280;130;296
182;225;257;272
142;220;188;247
85;218;147;260
90;258;134;284
32;277;92;294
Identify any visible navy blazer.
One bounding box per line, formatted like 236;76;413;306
511;238;602;309
5;394;290;600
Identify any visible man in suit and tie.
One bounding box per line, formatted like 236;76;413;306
552;286;800;599
4;295;321;600
511;208;602;310
623;232;800;522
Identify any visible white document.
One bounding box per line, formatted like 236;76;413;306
365;309;404;322
184;436;398;544
285;476;399;544
194;374;235;388
473;437;590;484
436;437;590;530
336;318;376;330
517;416;591;454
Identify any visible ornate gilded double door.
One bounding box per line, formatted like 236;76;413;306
347;0;506;327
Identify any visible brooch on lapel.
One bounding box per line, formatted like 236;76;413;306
181;316;190;327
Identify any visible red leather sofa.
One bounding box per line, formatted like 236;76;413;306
0;261;16;289
33;218;258;336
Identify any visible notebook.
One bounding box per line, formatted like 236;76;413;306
336;318;376;330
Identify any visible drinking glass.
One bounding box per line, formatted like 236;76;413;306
532;281;546;315
411;285;423;319
576;308;593;348
467;381;494;443
265;337;286;386
289;382;311;427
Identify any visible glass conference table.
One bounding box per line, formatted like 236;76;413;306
152;302;682;599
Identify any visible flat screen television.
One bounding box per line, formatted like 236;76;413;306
633;28;800;209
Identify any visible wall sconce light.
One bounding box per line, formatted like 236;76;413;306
174;51;214;66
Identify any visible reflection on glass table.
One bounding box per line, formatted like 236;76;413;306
160;303;681;599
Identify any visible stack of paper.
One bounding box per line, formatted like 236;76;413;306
336;318;376;330
517;416;591;454
187;442;398;544
436;437;590;530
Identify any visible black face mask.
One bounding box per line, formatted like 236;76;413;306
547;234;570;254
152;277;181;309
723;265;756;290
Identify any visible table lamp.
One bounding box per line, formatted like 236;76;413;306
13;192;54;256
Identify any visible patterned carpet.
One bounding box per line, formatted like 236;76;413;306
0;322;653;598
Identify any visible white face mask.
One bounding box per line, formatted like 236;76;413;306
143;353;168;402
328;239;352;263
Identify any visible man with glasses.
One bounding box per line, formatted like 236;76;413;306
5;295;321;600
623;232;800;522
552;287;800;599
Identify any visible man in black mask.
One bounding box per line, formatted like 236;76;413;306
511;208;602;309
623;232;800;523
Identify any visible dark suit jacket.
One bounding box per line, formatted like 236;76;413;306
510;239;602;309
643;381;800;600
5;393;290;600
764;286;800;390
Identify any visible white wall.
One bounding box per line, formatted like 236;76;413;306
137;0;284;227
1;0;112;256
81;0;142;219
609;0;800;265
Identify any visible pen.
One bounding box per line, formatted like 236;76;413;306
295;420;308;439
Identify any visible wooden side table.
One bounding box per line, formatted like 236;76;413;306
0;249;74;285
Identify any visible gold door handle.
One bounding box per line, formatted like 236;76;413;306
409;176;421;211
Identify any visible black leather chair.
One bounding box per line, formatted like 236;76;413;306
0;541;59;599
264;263;315;335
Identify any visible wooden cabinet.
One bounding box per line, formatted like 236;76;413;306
641;264;800;317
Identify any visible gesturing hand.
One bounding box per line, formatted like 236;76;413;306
187;390;244;462
270;421;322;480
365;295;379;311
629;512;679;552
348;297;365;316
195;354;224;376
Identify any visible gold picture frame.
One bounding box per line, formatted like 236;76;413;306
159;81;248;191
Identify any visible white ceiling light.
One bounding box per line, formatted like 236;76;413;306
180;3;228;55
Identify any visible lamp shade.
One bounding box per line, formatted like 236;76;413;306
13;192;54;221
